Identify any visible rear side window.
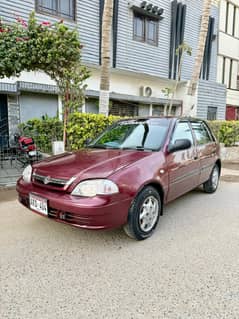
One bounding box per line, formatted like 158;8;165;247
171;122;194;145
191;122;213;145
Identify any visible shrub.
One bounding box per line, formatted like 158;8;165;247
20;116;239;152
19;113;120;152
19;116;63;153
67;112;120;150
208;121;239;147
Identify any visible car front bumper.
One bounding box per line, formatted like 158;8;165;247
16;178;132;230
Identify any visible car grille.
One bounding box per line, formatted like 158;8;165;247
32;173;74;190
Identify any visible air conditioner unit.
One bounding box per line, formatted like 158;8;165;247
140;86;153;97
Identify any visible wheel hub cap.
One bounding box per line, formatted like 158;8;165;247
212;167;219;189
139;196;159;232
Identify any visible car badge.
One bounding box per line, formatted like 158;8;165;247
44;176;51;185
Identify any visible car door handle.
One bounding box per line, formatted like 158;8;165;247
194;156;198;160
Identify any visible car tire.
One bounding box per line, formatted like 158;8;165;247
203;164;220;193
123;186;162;240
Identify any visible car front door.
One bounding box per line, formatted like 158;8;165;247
166;121;200;202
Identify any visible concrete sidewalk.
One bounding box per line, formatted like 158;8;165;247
221;162;239;183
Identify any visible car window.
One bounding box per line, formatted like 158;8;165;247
191;122;213;145
171;122;194;145
89;119;170;151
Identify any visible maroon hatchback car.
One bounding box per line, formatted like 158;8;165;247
17;117;221;240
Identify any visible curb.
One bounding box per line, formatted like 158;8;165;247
0;185;16;191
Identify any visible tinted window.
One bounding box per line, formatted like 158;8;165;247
191;122;213;145
171;122;194;145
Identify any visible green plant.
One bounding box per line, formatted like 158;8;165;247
19;117;63;153
208;121;239;146
0;12;90;145
19;113;121;152
67;112;120;150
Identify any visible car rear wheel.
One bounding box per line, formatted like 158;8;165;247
203;164;220;193
123;186;161;240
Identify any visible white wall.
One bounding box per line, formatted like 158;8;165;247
227;89;239;106
0;71;55;85
218;0;239;107
86;68;174;100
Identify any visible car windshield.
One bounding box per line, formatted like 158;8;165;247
88;118;170;151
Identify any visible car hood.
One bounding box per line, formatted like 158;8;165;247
33;149;153;181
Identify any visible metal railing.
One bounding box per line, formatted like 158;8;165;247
0;133;51;186
0;132;52;166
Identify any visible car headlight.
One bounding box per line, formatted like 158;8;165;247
71;179;119;197
22;165;32;183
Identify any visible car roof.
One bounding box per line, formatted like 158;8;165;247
117;116;206;123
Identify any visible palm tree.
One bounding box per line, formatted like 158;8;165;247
188;0;212;95
99;0;114;116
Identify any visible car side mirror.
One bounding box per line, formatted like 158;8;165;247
168;139;192;153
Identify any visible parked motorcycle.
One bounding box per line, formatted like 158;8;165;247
14;133;41;165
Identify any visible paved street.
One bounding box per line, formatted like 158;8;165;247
1;182;239;319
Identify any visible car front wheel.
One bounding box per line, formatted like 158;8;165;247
203;164;220;193
123;186;162;240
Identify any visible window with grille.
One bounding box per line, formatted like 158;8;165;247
207;107;217;121
36;0;76;20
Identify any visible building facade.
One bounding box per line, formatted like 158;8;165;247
0;0;227;143
217;0;239;120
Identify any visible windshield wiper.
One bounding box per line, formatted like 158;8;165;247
121;146;154;151
87;144;107;149
88;144;120;149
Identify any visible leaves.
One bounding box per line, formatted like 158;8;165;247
208;121;239;146
0;12;90;145
20;113;121;152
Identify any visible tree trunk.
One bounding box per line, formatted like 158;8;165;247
63;85;70;147
188;0;212;95
99;0;114;116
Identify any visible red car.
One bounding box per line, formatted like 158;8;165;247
17;117;221;240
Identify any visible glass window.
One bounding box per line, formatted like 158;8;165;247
146;19;158;45
134;15;145;42
191;122;213;145
171;122;194;145
133;13;158;46
152;105;164;116
36;0;75;20
89;119;170;151
207;107;217;120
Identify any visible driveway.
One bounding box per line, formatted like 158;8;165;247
1;181;239;319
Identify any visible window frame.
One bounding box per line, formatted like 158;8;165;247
190;121;214;146
36;0;76;21
133;12;159;46
207;106;217;121
170;120;195;148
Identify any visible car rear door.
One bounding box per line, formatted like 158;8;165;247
190;121;218;185
166;120;200;202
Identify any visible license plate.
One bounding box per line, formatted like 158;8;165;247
29;193;48;216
